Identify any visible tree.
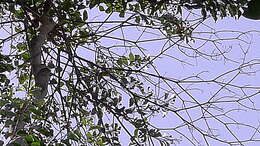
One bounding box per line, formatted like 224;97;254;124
242;0;260;20
0;0;260;145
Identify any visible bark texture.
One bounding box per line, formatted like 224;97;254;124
29;13;55;99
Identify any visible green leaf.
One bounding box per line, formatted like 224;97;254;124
17;43;27;51
0;64;14;73
30;108;42;115
89;0;98;9
134;129;138;138
129;53;135;61
25;135;34;143
50;78;58;84
17;130;27;136
135;16;140;23
77;4;86;10
81;118;87;126
243;0;260;20
31;141;41;146
119;11;125;17
99;6;105;11
19;74;28;84
177;5;182;15
48;61;55;68
0;140;4;145
121;56;128;65
32;114;44;120
74;130;82;139
37;128;53;137
0;99;9;106
14;60;19;66
0;74;7;83
14;10;24;19
117;59;123;66
201;8;207;20
10;141;22;146
62;0;73;10
129;98;134;107
83;10;88;21
89;125;102;131
68;132;79;141
55;66;63;73
105;6;113;13
134;4;140;11
99;72;109;76
21;52;30;62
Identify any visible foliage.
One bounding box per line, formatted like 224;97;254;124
0;0;260;145
242;0;260;20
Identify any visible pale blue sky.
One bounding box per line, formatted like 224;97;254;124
91;12;260;145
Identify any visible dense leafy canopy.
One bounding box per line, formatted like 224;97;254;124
0;0;260;145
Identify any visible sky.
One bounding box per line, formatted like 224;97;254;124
86;10;260;145
48;7;260;146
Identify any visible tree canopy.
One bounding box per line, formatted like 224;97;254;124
0;0;260;145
